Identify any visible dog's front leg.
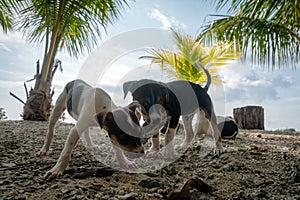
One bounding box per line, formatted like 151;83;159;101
176;114;195;150
145;133;160;157
164;128;176;159
83;129;100;152
211;122;223;156
114;146;137;169
44;126;79;178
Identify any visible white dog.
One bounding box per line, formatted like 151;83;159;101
37;79;145;178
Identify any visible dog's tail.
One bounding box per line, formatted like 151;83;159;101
196;62;211;91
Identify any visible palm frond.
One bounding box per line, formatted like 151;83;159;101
200;0;300;69
15;0;131;58
141;29;241;85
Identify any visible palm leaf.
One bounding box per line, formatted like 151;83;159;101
200;0;300;69
141;29;241;85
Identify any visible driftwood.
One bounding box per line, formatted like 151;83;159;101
233;106;264;130
168;178;215;199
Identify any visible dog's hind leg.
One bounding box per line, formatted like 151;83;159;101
207;111;223;156
37;90;67;156
211;121;223;156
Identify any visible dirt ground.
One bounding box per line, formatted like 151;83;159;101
0;120;299;200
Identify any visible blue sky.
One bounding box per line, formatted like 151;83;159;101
0;0;299;130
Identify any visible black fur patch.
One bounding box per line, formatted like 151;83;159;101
65;80;87;116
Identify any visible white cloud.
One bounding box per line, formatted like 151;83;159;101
0;31;24;43
0;43;12;52
286;97;300;102
149;9;172;29
149;9;186;30
218;63;295;103
0;80;24;89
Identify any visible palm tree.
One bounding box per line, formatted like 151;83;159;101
5;0;131;120
199;0;300;69
141;29;241;85
0;0;18;32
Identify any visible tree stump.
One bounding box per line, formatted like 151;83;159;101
233;106;264;130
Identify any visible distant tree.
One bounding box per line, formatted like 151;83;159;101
0;107;8;120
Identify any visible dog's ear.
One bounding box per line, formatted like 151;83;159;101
127;101;142;122
127;101;147;119
95;111;113;128
123;81;136;99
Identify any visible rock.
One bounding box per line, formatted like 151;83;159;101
117;192;139;200
294;169;300;183
138;179;161;189
95;167;115;177
2;162;17;168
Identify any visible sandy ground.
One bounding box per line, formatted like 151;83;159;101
0;120;299;200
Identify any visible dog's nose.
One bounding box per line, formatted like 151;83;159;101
136;148;145;157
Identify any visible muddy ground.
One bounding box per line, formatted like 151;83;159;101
0;120;299;200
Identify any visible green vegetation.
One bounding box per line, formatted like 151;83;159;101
200;0;300;69
0;107;8;120
141;29;241;84
1;0;132;120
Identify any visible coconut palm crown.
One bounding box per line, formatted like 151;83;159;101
199;0;300;69
141;29;241;85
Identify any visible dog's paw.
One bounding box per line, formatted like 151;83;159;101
164;149;176;161
36;147;52;156
44;166;66;179
119;159;137;169
87;144;101;153
126;161;138;169
212;145;224;158
175;142;190;152
145;150;159;158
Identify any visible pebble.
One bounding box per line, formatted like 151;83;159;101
2;162;17;168
138;179;161;189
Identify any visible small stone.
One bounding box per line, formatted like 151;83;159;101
2;163;17;168
117;192;139;200
138;179;161;189
294;169;300;183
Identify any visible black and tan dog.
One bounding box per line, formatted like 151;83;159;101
37;79;145;178
123;63;223;158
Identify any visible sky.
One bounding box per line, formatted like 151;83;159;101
0;0;299;131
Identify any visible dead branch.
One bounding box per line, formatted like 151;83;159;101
9;92;25;105
24;82;29;99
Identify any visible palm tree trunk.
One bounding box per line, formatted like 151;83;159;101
22;1;65;121
22;60;60;121
22;87;52;121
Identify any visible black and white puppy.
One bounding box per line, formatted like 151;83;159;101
37;79;145;178
191;115;239;139
217;116;239;139
123;63;223;159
